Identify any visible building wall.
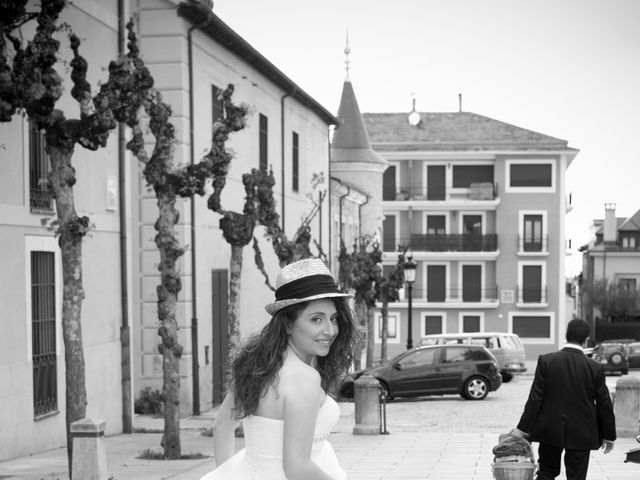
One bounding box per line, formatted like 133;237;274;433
0;0;125;460
134;0;333;413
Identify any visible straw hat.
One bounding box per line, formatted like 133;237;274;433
265;258;351;316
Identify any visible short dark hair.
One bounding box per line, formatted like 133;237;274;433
565;319;590;344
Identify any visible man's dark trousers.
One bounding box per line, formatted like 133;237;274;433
536;443;590;480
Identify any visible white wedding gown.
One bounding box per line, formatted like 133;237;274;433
200;396;347;480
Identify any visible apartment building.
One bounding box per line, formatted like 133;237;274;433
365;107;578;361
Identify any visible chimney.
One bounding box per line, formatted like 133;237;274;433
603;203;617;244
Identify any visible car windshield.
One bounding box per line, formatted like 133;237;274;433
499;335;522;349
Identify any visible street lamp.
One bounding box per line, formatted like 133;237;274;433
403;255;417;350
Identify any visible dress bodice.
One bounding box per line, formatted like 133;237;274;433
243;395;340;463
200;396;346;480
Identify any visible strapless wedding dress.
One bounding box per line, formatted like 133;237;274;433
200;396;347;479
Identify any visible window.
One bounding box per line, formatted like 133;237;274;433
259;113;268;171
292;131;299;192
523;215;543;251
462;315;481;332
399;348;437;368
452;165;494;188
31;251;58;416
619;278;637;292
29;121;53;211
423;315;443;335
382;215;396;251
443;346;473;363
375;313;398;343
211;84;223;126
512;315;551;339
427;215;446;235
383;165;396;201
427;265;446;302
462;265;482;302
510;163;552;187
621;233;638;249
521;264;544;303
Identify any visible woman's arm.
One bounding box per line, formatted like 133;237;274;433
212;391;240;467
282;369;335;480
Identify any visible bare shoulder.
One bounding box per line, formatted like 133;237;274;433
279;358;322;400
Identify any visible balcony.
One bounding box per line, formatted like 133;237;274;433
402;234;498;252
387;182;498;202
517;235;549;254
408;284;499;303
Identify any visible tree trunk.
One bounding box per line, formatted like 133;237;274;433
155;189;183;459
365;305;375;368
380;301;389;364
353;300;367;371
228;244;243;355
48;148;87;472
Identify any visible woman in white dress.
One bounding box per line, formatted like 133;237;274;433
201;258;358;480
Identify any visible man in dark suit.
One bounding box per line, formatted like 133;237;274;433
510;319;616;480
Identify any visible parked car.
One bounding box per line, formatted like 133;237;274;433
417;332;527;382
627;342;640;369
339;344;502;401
592;342;629;375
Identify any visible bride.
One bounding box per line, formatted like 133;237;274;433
200;258;358;480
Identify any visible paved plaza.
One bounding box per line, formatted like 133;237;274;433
1;370;640;479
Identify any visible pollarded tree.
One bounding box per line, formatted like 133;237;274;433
338;237;383;369
1;0;130;468
100;22;250;458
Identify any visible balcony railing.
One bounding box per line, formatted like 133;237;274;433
386;183;498;201
405;284;499;302
396;234;498;252
517;235;548;253
517;286;548;304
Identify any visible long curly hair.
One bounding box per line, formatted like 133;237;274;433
230;297;358;419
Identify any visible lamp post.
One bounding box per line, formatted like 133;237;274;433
403;255;417;350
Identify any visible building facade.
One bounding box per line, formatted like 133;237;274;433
0;0;338;459
579;204;640;326
365;109;578;362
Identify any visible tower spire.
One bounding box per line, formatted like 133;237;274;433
344;29;351;80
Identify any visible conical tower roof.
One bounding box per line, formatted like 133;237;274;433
332;78;388;165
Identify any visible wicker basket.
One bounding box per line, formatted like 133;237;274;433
492;461;536;480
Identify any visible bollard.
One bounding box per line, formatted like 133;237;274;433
71;418;108;480
614;376;640;438
353;374;380;435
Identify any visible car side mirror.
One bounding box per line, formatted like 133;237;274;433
393;363;403;371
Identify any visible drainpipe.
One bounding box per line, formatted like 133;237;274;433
327;131;333;267
358;194;370;241
334;176;350;245
280;88;296;230
188;14;212;417
117;0;132;434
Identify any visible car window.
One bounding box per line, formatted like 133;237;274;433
398;348;438;367
443;346;474;363
499;335;521;349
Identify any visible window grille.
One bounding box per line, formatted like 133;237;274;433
31;251;57;417
292;131;299;192
29;122;53;211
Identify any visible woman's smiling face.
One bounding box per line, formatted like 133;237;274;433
289;298;339;363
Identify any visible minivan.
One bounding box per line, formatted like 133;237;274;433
417;332;527;382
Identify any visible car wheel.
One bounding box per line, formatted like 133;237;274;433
609;352;624;366
463;376;489;400
378;382;392;401
501;372;513;383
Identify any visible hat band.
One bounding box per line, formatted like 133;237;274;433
275;274;340;302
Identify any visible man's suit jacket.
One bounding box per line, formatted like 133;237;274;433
517;347;616;450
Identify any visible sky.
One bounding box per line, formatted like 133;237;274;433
211;0;640;276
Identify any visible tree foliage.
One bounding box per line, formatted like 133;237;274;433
583;278;640;322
